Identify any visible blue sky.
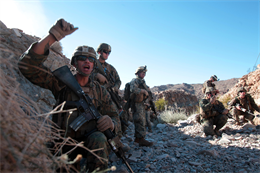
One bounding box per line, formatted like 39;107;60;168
1;0;259;89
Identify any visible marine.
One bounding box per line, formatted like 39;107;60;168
228;87;260;126
130;66;153;146
202;75;219;94
92;43;123;137
18;18;120;172
199;87;228;136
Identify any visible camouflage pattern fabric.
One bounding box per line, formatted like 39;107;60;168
199;98;227;136
202;80;217;94
228;94;260;113
145;110;152;131
129;77;149;138
92;61;122;138
18;42;120;172
133;102;146;138
92;61;121;90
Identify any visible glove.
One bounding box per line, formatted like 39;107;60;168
140;89;148;97
222;109;229;115
49;18;78;41
97;115;114;132
96;73;108;85
112;86;119;93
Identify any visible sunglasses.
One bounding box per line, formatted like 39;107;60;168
103;50;111;55
76;56;95;63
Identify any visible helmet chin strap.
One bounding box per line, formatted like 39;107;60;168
74;61;90;77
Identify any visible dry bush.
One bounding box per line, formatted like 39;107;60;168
0;50;92;172
159;110;187;124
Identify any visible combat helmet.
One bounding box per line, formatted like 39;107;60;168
97;43;111;53
237;87;246;95
71;45;97;66
211;75;219;81
135;65;147;75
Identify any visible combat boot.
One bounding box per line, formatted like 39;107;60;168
214;129;221;136
135;137;153;147
251;117;260;126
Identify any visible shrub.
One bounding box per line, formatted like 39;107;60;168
219;95;232;108
155;98;168;112
159;110;187;124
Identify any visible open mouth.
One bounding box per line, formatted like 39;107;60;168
84;65;90;69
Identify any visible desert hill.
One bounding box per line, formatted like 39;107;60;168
151;78;239;100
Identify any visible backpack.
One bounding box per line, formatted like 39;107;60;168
124;82;131;100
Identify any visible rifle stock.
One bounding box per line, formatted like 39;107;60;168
53;66;133;173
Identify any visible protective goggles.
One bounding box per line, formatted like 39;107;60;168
76;55;95;63
103;50;111;55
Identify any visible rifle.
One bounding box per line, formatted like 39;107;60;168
95;60;122;110
139;82;158;122
53;66;133;173
212;103;234;120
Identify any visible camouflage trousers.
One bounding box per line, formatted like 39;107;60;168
145;111;152;130
114;110;123;138
201;114;228;136
231;108;255;122
120;110;129;134
133;102;146;138
62;131;108;172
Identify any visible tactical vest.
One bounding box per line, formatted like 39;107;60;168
130;78;148;103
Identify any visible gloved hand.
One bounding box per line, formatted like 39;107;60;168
97;115;114;132
112;86;119;93
96;73;108;85
140;89;148;97
49;18;78;41
222;109;229;115
210;95;216;104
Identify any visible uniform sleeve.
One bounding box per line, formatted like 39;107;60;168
228;97;239;110
110;65;121;90
99;85;120;135
199;99;213;112
248;95;260;112
18;42;63;98
130;78;142;95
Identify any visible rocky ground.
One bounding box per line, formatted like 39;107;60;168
109;115;260;173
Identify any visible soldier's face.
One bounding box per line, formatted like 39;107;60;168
77;58;94;75
239;91;246;99
100;50;110;60
138;71;146;79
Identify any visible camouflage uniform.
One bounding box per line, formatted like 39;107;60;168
145;104;152;131
92;44;122;137
92;61;121;90
129;77;149;138
202;80;217;94
228;91;260;124
199;98;228;136
18;42;120;172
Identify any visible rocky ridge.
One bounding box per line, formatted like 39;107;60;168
0;20;71;113
151;78;239;100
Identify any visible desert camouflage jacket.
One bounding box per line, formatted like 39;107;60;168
129;77;149;95
199;97;225;119
92;61;121;90
18;42;120;138
228;94;260;113
202;80;216;93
